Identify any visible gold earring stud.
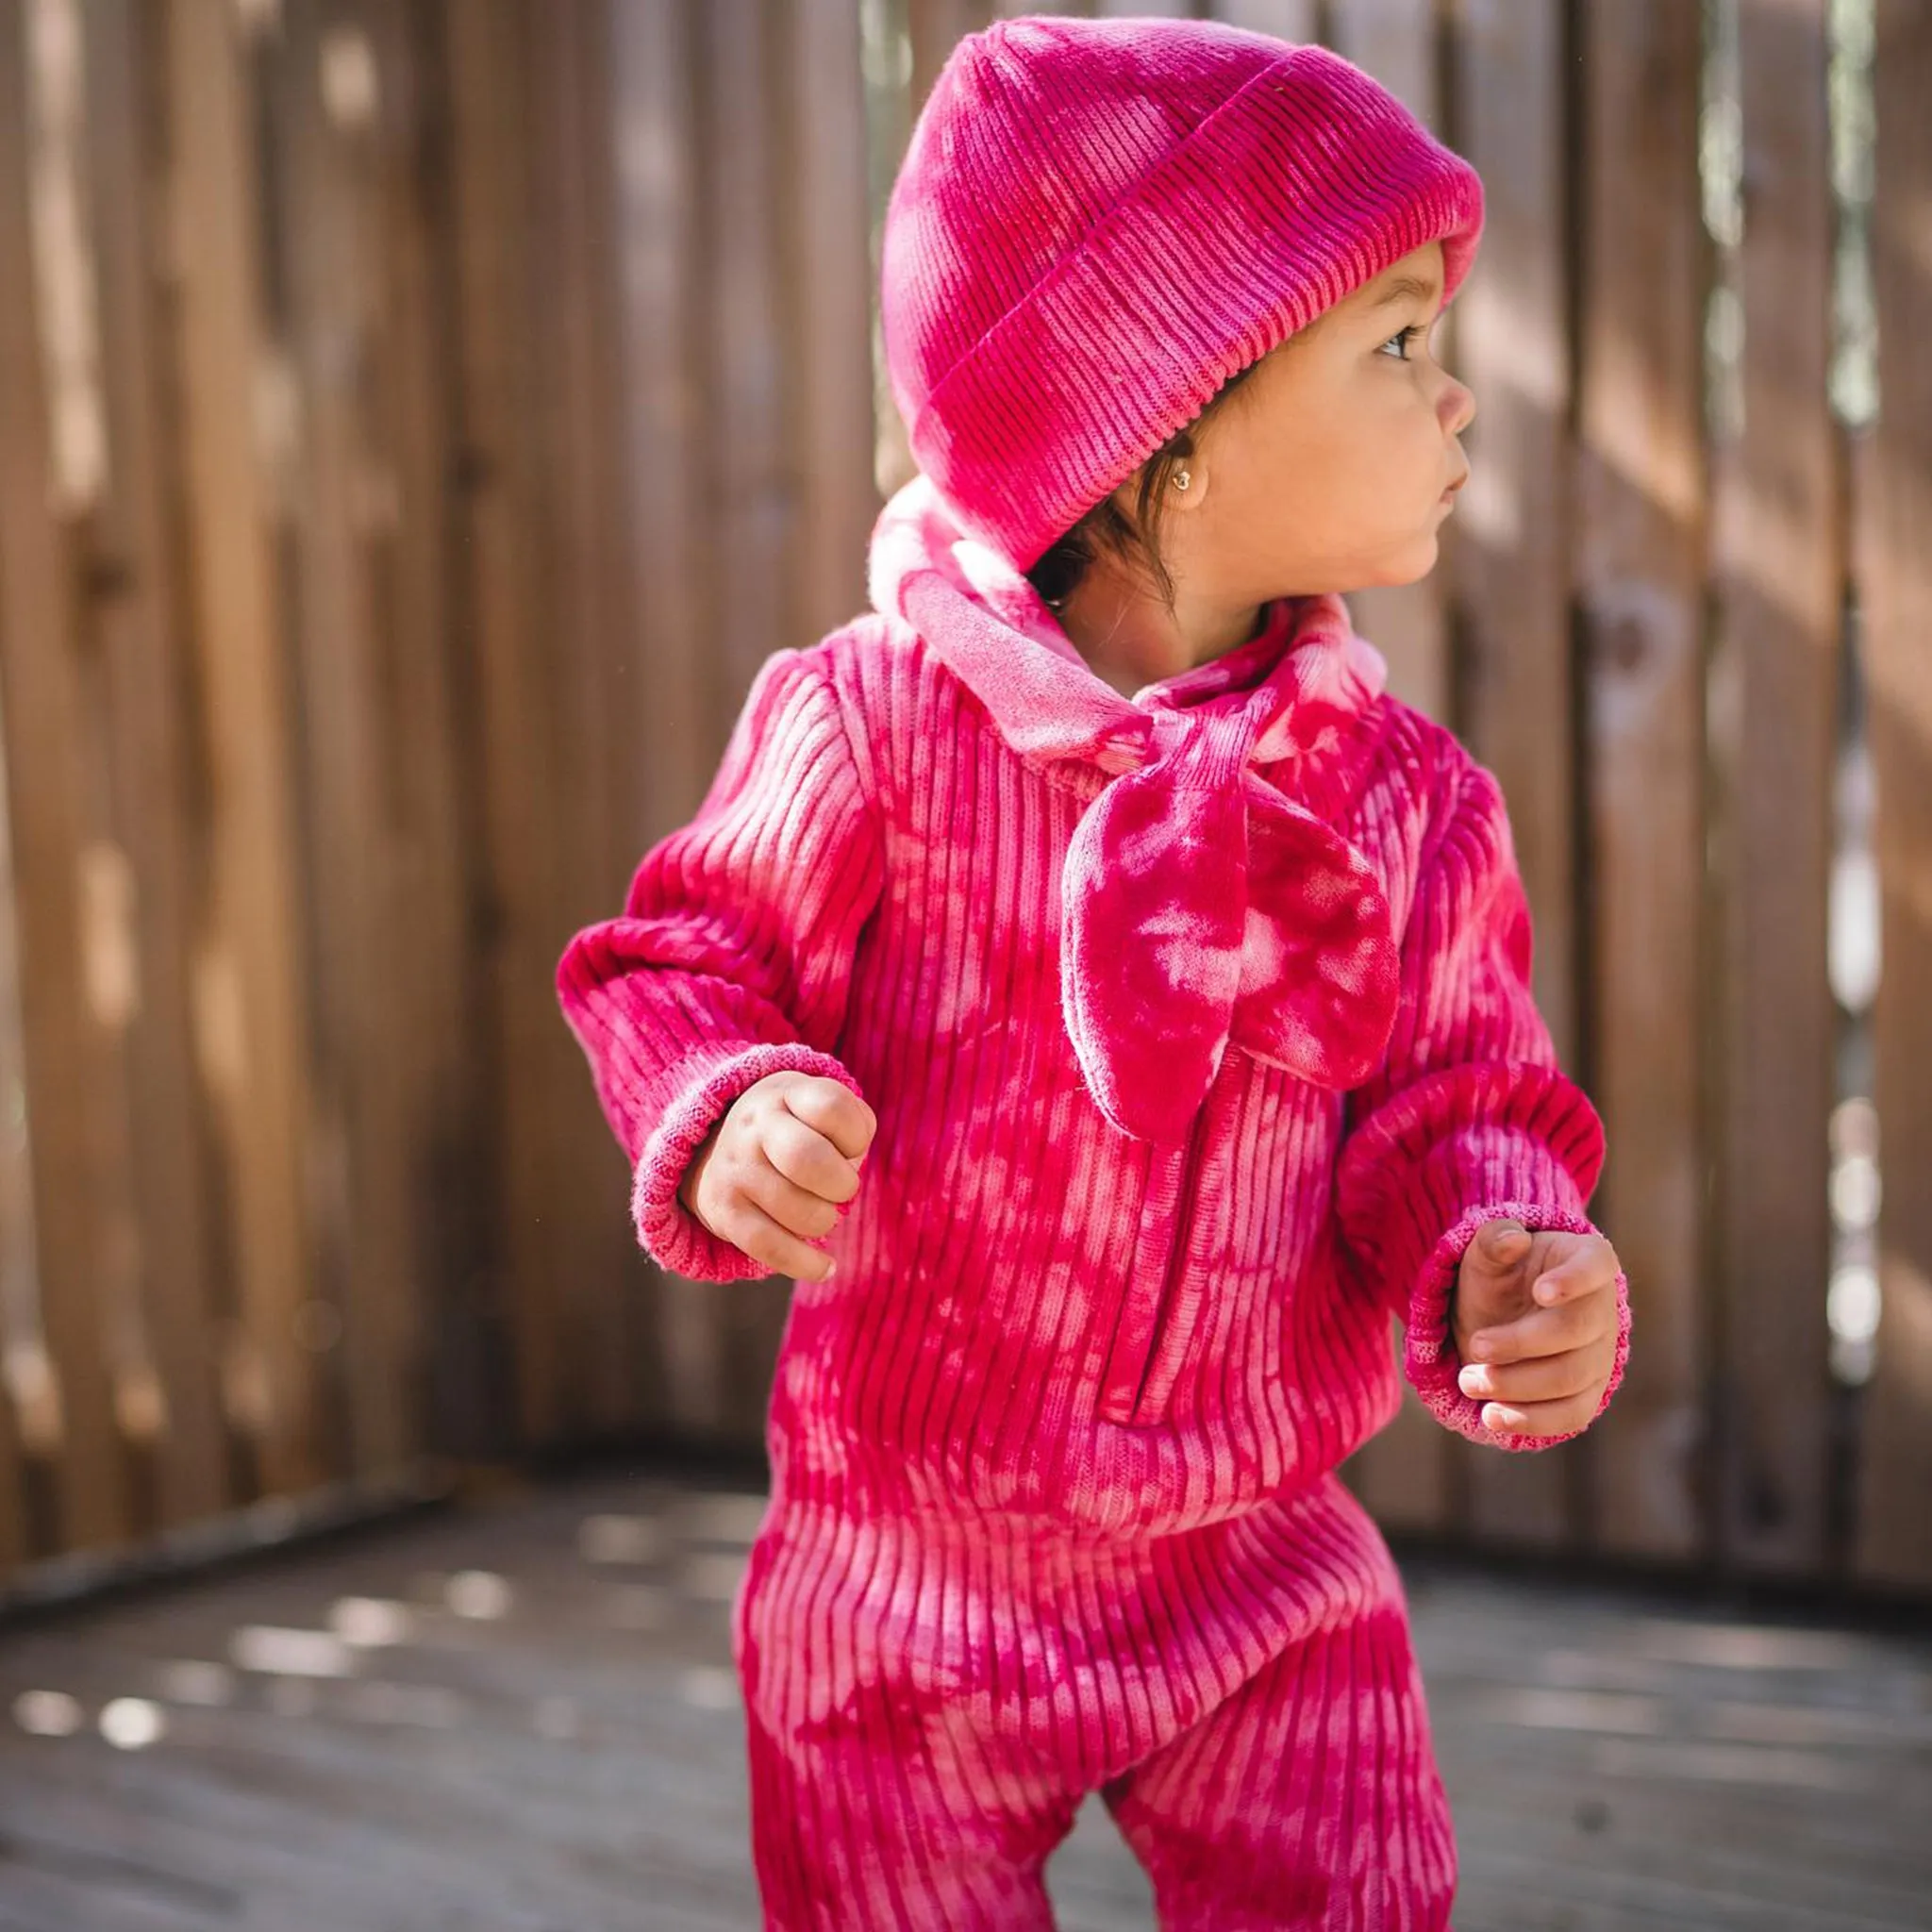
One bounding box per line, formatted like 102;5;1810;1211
1174;469;1191;491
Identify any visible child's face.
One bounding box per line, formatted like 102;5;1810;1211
1124;240;1476;603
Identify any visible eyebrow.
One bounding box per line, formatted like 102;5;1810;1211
1366;273;1441;310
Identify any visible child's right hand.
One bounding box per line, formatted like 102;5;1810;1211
676;1073;875;1283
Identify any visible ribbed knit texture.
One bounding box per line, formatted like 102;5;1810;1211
881;16;1484;570
556;475;1631;1927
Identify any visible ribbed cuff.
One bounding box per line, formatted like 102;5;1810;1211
1376;1111;1588;1271
1405;1192;1632;1452
632;1041;867;1282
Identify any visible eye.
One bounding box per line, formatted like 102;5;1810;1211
1379;324;1425;362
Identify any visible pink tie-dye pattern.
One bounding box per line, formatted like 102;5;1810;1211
554;469;1631;1927
1058;695;1402;1141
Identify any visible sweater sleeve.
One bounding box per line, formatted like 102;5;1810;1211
555;648;884;1282
1333;748;1630;1451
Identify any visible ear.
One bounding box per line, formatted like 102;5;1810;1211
1110;450;1210;518
1165;458;1210;512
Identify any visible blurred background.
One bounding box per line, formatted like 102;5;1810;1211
0;2;1924;1926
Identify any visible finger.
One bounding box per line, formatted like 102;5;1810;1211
1475;1391;1599;1437
762;1111;864;1205
1530;1236;1620;1306
717;1199;837;1283
1464;1293;1617;1366
784;1078;877;1162
1459;1342;1605;1407
1469;1217;1532;1273
739;1157;840;1241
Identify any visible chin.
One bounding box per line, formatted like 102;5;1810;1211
1373;536;1441;590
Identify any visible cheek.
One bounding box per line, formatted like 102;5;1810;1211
1221;370;1437;557
1244;409;1359;516
1266;430;1403;535
1341;401;1444;521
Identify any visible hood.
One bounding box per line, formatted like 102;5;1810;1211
865;471;1402;1142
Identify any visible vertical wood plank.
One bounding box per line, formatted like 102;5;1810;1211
270;0;407;1479
525;0;655;1441
1708;0;1840;1576
20;3;169;1535
0;0;131;1554
784;0;880;647
77;0;236;1534
606;0;720;1439
164;0;329;1503
438;0;574;1451
1574;0;1710;1568
0;1;103;1562
1852;0;1932;1594
1439;0;1581;1553
164;0;330;1503
357;0;508;1464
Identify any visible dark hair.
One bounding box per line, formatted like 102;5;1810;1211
1024;357;1265;616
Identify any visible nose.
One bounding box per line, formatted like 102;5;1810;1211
1443;373;1476;439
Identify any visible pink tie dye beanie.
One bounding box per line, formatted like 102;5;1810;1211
878;14;1486;573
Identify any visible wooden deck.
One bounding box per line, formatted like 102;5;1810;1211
0;1465;1926;1931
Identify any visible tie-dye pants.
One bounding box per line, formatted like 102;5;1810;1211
732;1470;1458;1929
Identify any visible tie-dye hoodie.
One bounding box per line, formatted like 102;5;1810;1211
555;472;1630;1537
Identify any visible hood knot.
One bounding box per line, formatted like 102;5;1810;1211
871;471;1402;1141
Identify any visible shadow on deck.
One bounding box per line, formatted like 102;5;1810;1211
0;1462;1926;1931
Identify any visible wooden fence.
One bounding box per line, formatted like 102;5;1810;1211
0;0;1923;1607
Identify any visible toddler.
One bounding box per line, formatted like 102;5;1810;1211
558;15;1631;1929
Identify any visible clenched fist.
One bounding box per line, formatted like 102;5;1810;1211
1450;1216;1624;1437
677;1072;876;1284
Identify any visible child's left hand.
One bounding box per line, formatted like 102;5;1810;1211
1450;1217;1624;1437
